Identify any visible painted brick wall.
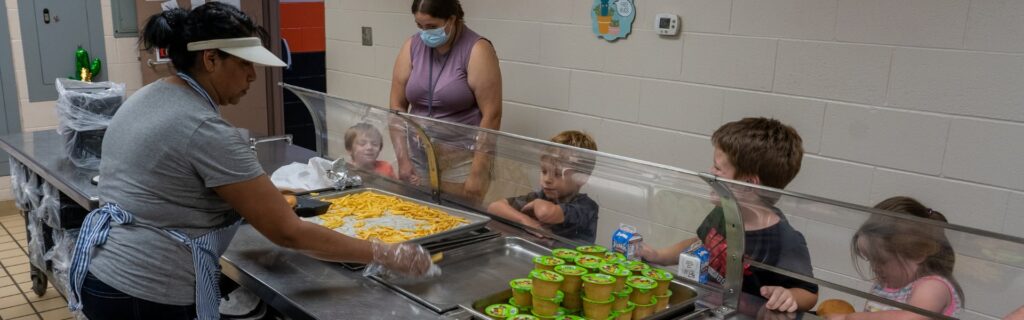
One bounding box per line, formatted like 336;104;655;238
325;1;1024;317
0;0;143;201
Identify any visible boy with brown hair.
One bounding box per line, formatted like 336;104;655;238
344;123;396;179
487;130;600;242
640;117;819;312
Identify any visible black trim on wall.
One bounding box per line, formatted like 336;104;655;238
283;52;325;151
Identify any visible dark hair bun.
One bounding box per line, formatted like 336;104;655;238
139;2;262;73
141;8;188;50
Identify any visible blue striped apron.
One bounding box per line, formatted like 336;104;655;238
69;73;242;320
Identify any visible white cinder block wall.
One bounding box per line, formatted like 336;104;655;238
326;1;1023;317
0;0;144;201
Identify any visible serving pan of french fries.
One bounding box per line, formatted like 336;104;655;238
301;187;491;244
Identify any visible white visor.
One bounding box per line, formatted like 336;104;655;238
187;37;286;67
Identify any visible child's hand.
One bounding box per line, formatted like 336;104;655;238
637;242;658;262
523;199;563;224
760;286;798;313
519;217;548;238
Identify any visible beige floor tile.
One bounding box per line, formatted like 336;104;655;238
15;278;32;291
2;223;26;230
0;284;21;298
0;303;37;319
0;242;20;251
13;274;32;288
25;290;61;303
7;263;30;274
9;314;41;320
0;276;14;287
0;294;27;308
2;225;25;233
39;307;71;320
0;248;24;258
3;255;29;267
30;297;66;312
0;235;15;244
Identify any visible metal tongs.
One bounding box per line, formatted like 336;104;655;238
325;158;363;190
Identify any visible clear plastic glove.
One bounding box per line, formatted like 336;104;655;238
363;240;441;278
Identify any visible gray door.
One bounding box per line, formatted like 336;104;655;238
34;1;91;88
0;4;23;176
19;0;106;101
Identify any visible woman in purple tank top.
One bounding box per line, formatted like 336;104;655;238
389;0;502;205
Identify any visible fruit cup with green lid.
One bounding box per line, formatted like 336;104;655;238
534;255;566;271
561;292;582;311
531;290;565;317
614;301;635;320
510;278;534;308
599;263;631;292
508;297;532;313
632;297;657;319
581;294;615;320
554;264;588;294
612;285;632;311
640;268;673;296
507;314;540;320
530;269;565;299
654;290;672;310
554;315;585;320
574;255;605;274
485;304;519;320
581;273;616;301
576;245;608;257
626;276;658;304
552;248;581;261
603;252;626;264
621;260;650;276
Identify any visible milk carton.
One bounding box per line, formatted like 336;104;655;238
611;224;643;260
678;243;709;284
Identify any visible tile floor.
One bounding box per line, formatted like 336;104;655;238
0;201;73;320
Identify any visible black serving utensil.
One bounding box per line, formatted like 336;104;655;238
293;196;331;217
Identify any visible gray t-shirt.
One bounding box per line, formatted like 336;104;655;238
90;79;264;305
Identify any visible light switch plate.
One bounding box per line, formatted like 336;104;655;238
362;26;373;46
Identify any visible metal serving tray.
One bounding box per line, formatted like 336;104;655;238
307;187;491;245
372;236;701;318
464;283;699;320
371;236;549;313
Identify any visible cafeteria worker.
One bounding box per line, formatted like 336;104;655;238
66;3;436;320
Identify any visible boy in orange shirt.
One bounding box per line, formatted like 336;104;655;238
344;123;396;179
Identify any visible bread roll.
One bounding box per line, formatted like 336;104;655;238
284;194;297;208
817;299;855;317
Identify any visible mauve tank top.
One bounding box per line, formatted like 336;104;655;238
405;25;484;126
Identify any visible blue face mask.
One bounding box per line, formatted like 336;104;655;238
419;23;449;48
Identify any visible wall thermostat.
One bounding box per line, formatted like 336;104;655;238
654;13;679;36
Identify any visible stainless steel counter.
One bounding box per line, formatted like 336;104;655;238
0;130;318;210
0;131;102;209
0;130;800;320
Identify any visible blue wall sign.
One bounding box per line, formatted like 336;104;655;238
591;0;635;41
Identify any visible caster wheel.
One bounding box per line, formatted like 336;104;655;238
30;266;47;297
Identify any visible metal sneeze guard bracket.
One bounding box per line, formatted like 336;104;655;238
699;172;743;318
